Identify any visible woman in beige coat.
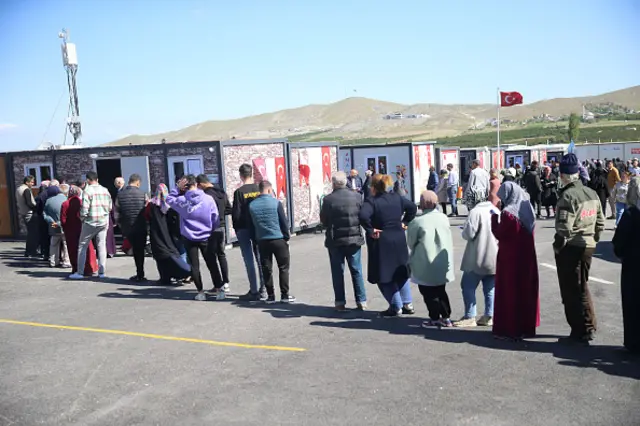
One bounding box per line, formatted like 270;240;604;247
436;170;449;214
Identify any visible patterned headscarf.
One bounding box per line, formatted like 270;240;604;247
497;181;536;234
40;180;51;189
50;179;60;187
150;183;170;214
68;185;82;198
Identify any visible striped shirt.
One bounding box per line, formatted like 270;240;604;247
81;183;113;227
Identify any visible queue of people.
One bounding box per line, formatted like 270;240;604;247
14;154;640;354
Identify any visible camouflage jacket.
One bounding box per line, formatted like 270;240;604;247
554;180;605;249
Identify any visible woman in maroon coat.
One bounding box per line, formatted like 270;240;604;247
60;185;98;276
491;181;540;340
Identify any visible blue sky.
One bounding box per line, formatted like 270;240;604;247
0;0;638;151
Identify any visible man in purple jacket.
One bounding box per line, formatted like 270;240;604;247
167;175;220;301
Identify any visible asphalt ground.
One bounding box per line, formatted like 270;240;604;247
0;214;638;426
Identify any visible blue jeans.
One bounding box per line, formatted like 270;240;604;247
616;202;626;226
377;280;412;311
236;229;264;294
447;186;458;215
328;246;367;304
460;271;495;318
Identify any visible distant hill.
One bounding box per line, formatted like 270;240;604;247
106;86;640;146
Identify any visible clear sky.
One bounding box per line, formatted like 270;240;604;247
1;0;638;151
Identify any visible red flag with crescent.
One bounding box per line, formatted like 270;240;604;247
298;151;310;187
500;91;523;107
275;156;286;198
321;146;331;183
413;146;420;171
427;145;433;167
252;158;267;183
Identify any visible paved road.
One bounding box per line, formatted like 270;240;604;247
0;216;638;426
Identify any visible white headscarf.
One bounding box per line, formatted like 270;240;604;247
497;181;536;233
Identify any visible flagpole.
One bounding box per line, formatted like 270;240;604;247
496;87;501;168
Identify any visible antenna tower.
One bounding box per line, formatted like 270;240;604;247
59;28;82;145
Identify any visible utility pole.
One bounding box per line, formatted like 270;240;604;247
59;28;82;145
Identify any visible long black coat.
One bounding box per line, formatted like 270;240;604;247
359;192;417;285
148;204;180;260
541;173;558;207
612;206;640;353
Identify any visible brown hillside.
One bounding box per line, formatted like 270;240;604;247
106;86;640;146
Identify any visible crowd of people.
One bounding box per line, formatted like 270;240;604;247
12;154;640;354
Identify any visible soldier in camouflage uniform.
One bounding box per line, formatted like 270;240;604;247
553;153;605;345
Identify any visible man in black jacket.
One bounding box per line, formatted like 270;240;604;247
116;174;149;282
524;161;543;218
320;171;367;311
197;174;233;297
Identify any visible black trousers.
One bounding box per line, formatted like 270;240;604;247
23;214;40;256
258;239;290;297
418;285;451;320
529;193;542;216
207;228;229;285
184;239;220;292
555;245;597;338
129;232;148;279
38;216;50;258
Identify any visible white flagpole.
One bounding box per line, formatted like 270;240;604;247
496;87;501;168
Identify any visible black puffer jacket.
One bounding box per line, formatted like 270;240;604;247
320;188;365;248
116;186;147;237
203;185;232;227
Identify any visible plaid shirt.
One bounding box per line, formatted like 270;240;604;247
81;184;113;227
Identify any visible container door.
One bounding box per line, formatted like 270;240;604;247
121;156;151;194
0;157;11;236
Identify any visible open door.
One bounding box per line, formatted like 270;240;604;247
121;156;151;195
0;157;12;237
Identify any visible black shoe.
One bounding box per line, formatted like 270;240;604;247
378;308;402;318
558;336;590;346
265;295;277;304
402;304;415;315
129;275;147;283
238;291;261;301
281;294;296;303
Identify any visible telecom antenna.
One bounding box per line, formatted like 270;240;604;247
59;28;82;145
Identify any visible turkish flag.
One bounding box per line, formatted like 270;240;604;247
413;146;420;171
275;156;286;198
252;158;267;183
500;91;523;107
321;146;332;183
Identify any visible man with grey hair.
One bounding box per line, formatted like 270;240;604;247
464;159;490;211
320;171;367;311
553;153;605;345
114;177;125;192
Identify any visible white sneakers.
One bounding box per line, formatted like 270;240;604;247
194;292;207;301
68;273;84;280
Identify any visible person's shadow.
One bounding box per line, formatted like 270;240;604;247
592;241;621;264
308;318;640;380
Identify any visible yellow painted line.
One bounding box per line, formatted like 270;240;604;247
0;319;306;352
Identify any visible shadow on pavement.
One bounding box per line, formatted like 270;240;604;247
309;318;640;380
593;241;621;264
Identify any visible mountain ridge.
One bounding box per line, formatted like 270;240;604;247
106;85;640;146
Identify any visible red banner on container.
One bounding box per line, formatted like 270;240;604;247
275;156;286;198
321;146;332;183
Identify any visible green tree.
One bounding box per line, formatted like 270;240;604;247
568;112;580;142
